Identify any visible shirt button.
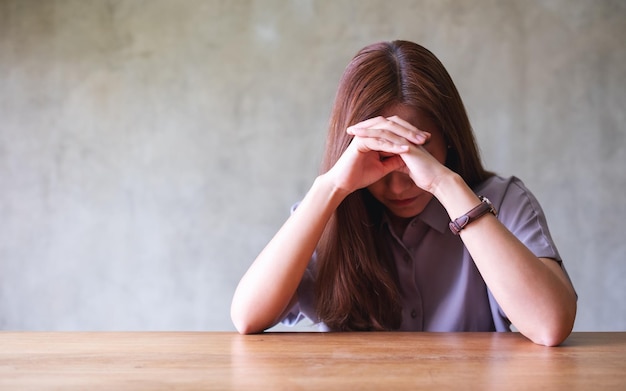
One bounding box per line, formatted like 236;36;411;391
403;254;411;263
411;309;417;319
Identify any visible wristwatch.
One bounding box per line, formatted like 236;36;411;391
449;196;497;235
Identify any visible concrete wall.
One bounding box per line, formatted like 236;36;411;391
0;0;624;331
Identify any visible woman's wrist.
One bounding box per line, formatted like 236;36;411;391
430;172;482;220
429;171;463;200
312;173;351;209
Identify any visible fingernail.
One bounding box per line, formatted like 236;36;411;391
415;132;430;142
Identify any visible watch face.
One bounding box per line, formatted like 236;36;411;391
479;196;497;216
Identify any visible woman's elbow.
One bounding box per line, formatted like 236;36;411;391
230;300;270;335
529;303;577;347
231;315;258;335
232;320;261;335
231;306;256;335
531;326;572;347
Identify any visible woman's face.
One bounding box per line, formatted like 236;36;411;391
366;104;448;219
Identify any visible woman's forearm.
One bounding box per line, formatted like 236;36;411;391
432;173;577;346
230;174;347;334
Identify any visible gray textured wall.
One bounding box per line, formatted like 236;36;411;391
0;0;624;332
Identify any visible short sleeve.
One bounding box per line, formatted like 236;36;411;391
478;176;561;262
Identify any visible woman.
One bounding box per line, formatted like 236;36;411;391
230;40;577;346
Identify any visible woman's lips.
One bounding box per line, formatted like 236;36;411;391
388;196;419;207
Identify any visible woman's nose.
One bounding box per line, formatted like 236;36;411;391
385;171;414;195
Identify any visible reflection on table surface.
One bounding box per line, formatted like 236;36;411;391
1;332;624;390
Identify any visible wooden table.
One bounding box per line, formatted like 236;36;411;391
1;332;625;390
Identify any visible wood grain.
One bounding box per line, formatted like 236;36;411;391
0;332;624;390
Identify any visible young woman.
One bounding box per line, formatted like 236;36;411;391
231;40;577;346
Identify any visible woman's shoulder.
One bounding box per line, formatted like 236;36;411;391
472;175;525;193
474;176;561;261
472;175;535;202
472;175;548;219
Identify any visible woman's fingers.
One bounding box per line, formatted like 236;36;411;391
347;116;387;131
349;128;410;154
386;116;430;144
347;116;430;145
350;132;410;154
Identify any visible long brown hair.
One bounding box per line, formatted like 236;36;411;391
315;40;493;331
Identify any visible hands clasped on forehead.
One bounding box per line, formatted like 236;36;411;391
346;115;431;156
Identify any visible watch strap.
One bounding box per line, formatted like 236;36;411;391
449;196;497;235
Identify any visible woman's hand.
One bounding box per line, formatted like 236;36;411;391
399;143;452;195
325;116;431;194
344;115;450;194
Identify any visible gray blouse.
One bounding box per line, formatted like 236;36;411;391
281;176;569;332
